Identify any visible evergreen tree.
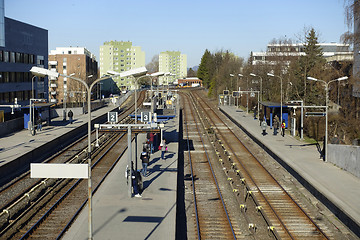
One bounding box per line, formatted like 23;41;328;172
197;49;211;88
290;28;325;104
187;68;196;77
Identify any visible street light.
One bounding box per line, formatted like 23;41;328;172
31;66;116;240
307;76;348;162
107;67;148;124
108;67;148;198
149;72;165;113
30;67;60;135
250;73;263;101
267;73;283;124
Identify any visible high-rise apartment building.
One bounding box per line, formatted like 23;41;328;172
48;47;98;104
0;0;48;112
99;41;145;90
159;51;187;85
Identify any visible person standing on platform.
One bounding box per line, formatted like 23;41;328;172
37;113;42;131
140;148;150;177
281;119;286;137
149;132;154;154
273;116;279;135
131;162;141;197
261;119;267;136
160;139;167;160
68;110;74;124
259;110;264;126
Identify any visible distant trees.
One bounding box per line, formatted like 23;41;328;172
187;68;197;77
197;49;244;97
146;55;159;74
289;28;326;105
197;49;211;88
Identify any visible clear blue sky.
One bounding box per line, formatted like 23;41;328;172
5;0;348;68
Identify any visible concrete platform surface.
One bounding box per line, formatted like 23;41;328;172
62;116;179;240
0;103;120;168
220;105;360;237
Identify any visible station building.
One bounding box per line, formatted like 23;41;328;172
48;47;98;105
177;77;202;87
0;0;48;114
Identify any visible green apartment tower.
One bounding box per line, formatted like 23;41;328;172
99;41;145;91
159;51;187;85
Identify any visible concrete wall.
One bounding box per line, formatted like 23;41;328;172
0;117;23;136
328;144;360;178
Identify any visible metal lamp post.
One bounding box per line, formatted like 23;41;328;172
149;72;165;113
107;67;148;191
267;73;283;124
30;66;132;240
250;73;263;102
307;76;348;162
30;75;36;135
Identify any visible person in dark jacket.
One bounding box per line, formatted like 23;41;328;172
140;148;150;176
68;110;74;124
37;114;42;131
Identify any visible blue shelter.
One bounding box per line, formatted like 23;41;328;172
260;101;290;128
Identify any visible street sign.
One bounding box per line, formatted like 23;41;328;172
305;112;326;117
108;112;118;123
232;91;240;97
250;92;255;97
141;111;151;122
31;163;89;178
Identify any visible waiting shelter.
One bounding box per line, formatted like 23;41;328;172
260;101;290;128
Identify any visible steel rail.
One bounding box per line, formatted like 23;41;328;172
192;90;329;239
182;92;236;239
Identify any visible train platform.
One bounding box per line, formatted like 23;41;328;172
62;113;179;240
219;105;360;237
0;100;123;184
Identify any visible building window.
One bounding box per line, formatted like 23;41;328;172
4;51;9;62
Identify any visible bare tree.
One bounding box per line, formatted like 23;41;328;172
146;55;159;73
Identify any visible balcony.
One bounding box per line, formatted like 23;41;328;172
50;83;57;88
50;99;57;103
50;91;57;95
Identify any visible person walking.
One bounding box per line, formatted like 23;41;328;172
140;148;150;177
281;119;286;137
160;139;167;160
68;110;74;124
253;106;257;120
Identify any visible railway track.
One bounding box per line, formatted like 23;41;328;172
190;89;330;239
0;91;146;239
182;92;241;239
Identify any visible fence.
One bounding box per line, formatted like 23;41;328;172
328;144;360;178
